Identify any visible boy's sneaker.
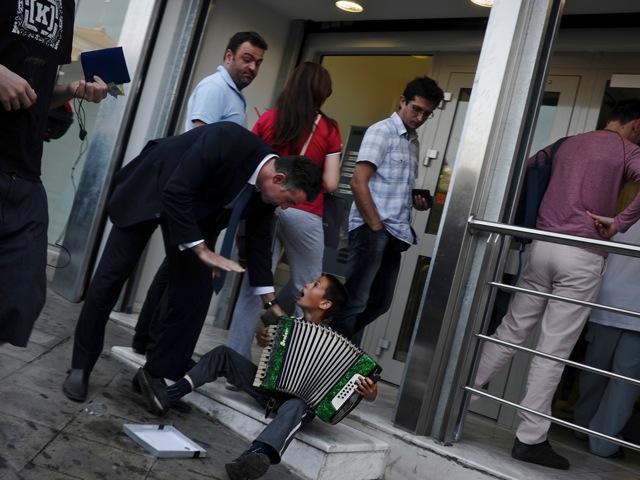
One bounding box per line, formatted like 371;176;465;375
225;452;270;480
511;438;570;470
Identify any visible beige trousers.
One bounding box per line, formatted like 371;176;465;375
473;240;605;445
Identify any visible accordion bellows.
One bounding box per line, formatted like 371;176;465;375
253;317;382;424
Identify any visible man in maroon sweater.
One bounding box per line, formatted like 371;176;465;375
472;99;640;470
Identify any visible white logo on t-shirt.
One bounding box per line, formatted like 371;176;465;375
12;0;64;50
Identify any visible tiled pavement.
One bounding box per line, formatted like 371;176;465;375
0;287;303;480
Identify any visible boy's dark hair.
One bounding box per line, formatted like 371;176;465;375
403;76;444;107
322;274;349;320
274;155;323;203
224;31;268;59
609;98;640;125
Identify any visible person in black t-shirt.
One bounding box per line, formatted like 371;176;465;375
0;0;108;347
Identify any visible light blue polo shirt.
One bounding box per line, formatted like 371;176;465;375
183;65;247;131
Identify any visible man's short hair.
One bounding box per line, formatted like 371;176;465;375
274;156;322;203
403;76;444;108
225;31;268;58
609;98;640;125
322;274;349;320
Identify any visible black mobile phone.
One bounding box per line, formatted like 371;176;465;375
412;189;433;207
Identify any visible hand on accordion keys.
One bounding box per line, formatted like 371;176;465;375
255;326;271;348
355;375;378;401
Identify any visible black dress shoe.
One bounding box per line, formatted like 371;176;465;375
137;368;172;416
132;345;147;355
512;438;570;470
132;369;143;393
132;370;192;413
610;448;625;459
63;369;89;402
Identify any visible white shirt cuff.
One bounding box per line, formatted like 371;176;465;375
180;239;204;251
253;286;275;295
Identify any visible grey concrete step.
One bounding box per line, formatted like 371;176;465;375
109;312;506;480
110;344;388;480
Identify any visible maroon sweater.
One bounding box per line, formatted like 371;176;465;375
535;129;640;256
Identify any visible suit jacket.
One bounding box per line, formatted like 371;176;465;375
108;122;277;287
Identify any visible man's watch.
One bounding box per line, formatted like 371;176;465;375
263;298;279;310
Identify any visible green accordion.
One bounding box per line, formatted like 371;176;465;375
253;316;382;425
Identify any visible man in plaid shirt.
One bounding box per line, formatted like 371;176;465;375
331;76;444;344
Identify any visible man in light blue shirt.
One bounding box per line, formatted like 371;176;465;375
183;65;249;128
331;77;444;343
184;31;267;130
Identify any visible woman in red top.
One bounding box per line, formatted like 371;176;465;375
227;62;342;360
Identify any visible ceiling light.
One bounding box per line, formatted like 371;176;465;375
470;0;493;7
336;1;364;13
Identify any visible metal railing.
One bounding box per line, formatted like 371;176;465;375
456;216;640;453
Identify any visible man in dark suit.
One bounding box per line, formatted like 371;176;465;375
62;122;322;402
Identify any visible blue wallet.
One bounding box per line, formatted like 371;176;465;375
80;46;130;85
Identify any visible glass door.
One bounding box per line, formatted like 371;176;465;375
363;72;581;388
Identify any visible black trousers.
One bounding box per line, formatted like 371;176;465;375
0;172;48;347
71;221;215;380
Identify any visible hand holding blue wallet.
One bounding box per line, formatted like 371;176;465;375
80;46;130;97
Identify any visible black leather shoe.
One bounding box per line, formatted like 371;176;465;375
63;369;89;402
132;370;192;413
610;448;625;459
132;345;147;355
132;369;142;393
171;398;192;413
512;438;570;470
137;368;172;416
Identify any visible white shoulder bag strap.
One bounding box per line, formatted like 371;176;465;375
299;114;322;156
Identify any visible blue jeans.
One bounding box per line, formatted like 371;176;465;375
331;224;410;342
574;323;640;456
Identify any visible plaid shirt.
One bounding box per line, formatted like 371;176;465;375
349;112;419;245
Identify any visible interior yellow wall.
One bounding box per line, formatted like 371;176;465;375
321;56;434;144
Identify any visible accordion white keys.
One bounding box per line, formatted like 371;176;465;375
253;316;382;425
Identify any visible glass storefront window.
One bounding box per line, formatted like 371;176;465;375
42;0;131;245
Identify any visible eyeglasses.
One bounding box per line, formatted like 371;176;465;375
407;102;435;120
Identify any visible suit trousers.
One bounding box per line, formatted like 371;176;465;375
72;221;157;374
573;322;640;456
71;220;214;380
187;345;313;463
132;257;168;353
472;240;605;445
